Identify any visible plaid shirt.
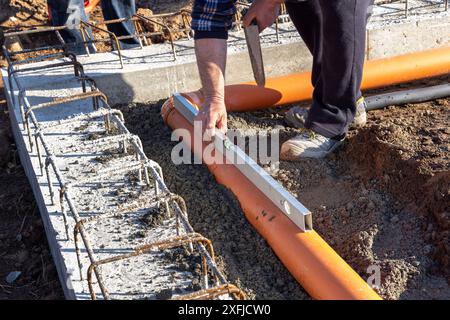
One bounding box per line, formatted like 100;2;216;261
192;0;237;39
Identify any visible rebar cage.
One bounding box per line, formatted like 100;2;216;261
2;13;248;298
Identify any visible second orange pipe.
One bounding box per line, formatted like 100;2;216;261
223;46;450;111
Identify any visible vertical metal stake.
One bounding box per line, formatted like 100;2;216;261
59;188;70;240
45;158;55;205
35;134;44;175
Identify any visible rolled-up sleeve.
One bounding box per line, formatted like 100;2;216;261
192;0;237;40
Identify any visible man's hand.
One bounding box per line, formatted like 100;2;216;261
242;0;282;32
196;98;227;140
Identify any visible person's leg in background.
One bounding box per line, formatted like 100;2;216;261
48;0;94;54
48;0;139;53
100;0;139;48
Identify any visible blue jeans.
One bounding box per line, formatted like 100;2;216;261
48;0;138;54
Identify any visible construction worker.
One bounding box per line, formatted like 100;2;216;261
47;0;139;54
191;0;374;159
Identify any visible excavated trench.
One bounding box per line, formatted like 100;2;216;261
117;96;450;300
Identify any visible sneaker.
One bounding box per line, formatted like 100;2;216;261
284;106;309;129
280;129;344;160
284;97;367;129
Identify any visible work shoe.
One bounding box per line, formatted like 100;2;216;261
284;106;309;129
280;129;344;160
284;97;367;129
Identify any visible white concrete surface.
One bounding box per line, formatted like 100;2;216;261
1;69;213;300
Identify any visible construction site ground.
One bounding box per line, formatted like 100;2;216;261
115;85;450;300
1;0;449;300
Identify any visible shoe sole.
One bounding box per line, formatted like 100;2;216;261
280;138;344;160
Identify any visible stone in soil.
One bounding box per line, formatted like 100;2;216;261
139;205;166;228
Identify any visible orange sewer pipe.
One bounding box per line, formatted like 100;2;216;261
222;46;450;111
160;48;450;299
84;0;101;14
161;100;382;300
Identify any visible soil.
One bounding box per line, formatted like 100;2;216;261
344;103;450;281
115;81;449;300
226;98;450;299
137;1;193;14
0;95;64;300
0;0;194;67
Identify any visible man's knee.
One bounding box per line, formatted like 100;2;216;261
48;0;83;13
48;0;86;27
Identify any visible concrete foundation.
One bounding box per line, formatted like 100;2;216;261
2;67;227;300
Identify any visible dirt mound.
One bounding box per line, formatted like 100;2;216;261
0;0;194;65
228;99;450;299
343;100;450;282
136;1;193;14
136;8;192;43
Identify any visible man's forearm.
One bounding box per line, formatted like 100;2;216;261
195;38;227;104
